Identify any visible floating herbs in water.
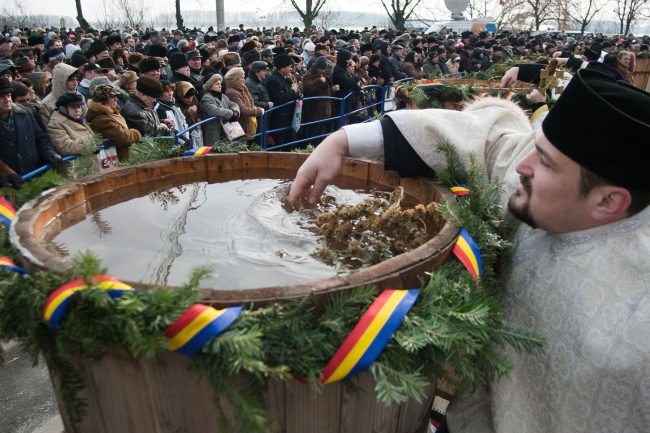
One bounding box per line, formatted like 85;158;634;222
314;187;440;269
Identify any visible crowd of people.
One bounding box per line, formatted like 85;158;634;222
0;22;648;187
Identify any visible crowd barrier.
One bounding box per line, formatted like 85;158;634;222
19;80;417;182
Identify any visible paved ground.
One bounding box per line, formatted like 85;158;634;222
0;341;61;433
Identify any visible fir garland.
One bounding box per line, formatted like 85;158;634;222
0;143;545;432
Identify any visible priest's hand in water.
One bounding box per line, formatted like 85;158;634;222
289;129;350;206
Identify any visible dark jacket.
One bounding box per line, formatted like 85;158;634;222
122;94;169;137
170;71;200;89
265;70;299;128
0;104;59;176
245;73;272;110
387;55;406;80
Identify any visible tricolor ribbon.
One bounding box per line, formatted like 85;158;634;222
452;228;483;280
413;80;445;90
0;198;16;228
165;304;242;356
43;275;135;330
320;289;420;384
450;185;470;197
504;91;519;102
183;146;212;157
0;256;27;274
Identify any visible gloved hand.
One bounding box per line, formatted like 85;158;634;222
8;173;23;188
229;111;240;122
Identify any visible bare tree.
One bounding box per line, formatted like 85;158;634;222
75;0;91;30
614;0;648;35
314;8;341;29
560;0;602;34
380;0;424;31
524;0;555;30
288;0;327;29
175;0;185;30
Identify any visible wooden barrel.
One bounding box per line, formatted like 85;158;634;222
11;152;458;433
633;58;650;91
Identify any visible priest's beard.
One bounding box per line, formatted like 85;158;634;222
508;175;538;228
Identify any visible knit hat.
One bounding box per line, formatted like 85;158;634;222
168;52;189;70
542;69;650;191
313;56;328;70
274;53;294;69
138;56;163;73
136;76;163;98
46;48;66;63
56;92;85;107
70;50;89;68
203;73;223;92
221;52;241;67
91;83;118;102
89;76;112;94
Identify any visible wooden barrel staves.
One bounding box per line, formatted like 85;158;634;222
11;152;458;433
633;58;650;91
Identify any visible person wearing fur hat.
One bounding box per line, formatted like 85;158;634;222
199;73;240;145
121;76;172;137
40;63;86;127
168;52;200;89
138;56;164;80
290;69;650;433
265;53;300;145
85;40;109;62
47;92;94;155
86;84;141;161
224;67;263;138
0;77;60;185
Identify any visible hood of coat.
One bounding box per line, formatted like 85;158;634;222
48;63;79;102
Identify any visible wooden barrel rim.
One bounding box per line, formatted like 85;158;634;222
10;152;459;305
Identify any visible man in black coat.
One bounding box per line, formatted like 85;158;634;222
0;78;60;186
264;54;300;145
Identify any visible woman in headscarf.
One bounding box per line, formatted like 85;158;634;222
174;81;201;127
224;67;263;138
616;51;634;84
302;56;335;139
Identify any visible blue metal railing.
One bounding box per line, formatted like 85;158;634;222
17;83;407;183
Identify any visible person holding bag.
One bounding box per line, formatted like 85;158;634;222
200;73;240;145
224;67;263;138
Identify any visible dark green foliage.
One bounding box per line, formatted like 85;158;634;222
123;137;186;166
1;170;67;207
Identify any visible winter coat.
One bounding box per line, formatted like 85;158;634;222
86;99;142;161
301;68;332;123
170;71;201;89
387;55;406;80
155;99;189;141
265;70;299;129
121;94;169;137
245;73;272;110
46;110;94;155
225;86;262;137
402;61;424;79
40;63;86;127
0;104;59;176
199;91;239;145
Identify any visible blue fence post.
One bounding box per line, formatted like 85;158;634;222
380;85;387;115
338;94;347;128
261;109;267;148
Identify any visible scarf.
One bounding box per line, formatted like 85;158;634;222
226;77;255;109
